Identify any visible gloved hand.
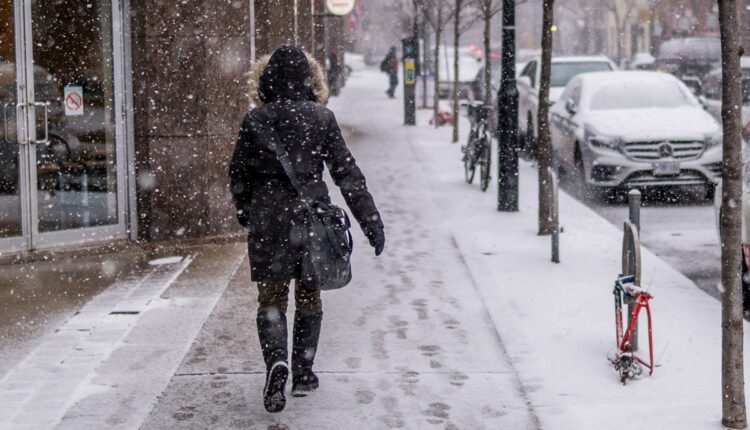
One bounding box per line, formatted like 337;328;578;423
367;229;385;256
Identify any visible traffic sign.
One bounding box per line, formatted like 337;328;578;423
326;0;355;16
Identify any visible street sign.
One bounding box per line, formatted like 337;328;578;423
326;0;355;16
404;59;416;85
64;86;84;116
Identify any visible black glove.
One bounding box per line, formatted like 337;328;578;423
367;229;385;256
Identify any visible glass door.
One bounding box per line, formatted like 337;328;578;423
0;0;29;252
29;0;120;246
0;0;126;253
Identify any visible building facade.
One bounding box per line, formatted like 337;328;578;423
0;0;346;255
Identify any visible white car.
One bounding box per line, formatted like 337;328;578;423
517;55;617;156
437;46;483;99
549;71;722;196
701;57;750;127
713;128;750;311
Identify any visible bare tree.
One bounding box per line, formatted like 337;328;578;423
718;0;747;427
536;0;554;235
606;0;638;63
425;0;455;128
475;0;502;105
450;1;480;142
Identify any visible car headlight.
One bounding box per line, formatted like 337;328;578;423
585;125;622;150
705;133;722;147
588;137;622;149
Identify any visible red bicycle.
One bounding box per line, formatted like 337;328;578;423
611;274;655;384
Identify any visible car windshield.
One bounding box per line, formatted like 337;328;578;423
590;80;693;110
551;62;612;87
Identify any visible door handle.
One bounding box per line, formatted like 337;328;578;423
32;101;49;145
3;102;12;143
15;103;28;145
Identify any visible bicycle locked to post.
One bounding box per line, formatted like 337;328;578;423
610;274;655;384
461;102;492;192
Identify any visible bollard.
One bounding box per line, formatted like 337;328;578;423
548;167;560;263
626;189;641;351
628;189;641;232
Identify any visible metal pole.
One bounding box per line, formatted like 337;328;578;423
294;0;299;44
627;189;642;351
549;167;560;263
628;189;641;232
496;0;519;211
310;0;316;58
249;0;255;63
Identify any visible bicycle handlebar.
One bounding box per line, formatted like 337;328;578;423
614;274;653;299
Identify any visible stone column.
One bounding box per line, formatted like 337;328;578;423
130;0;252;241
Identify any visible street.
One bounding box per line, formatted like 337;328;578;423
562;183;722;301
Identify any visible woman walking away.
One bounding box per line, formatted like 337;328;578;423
229;44;385;413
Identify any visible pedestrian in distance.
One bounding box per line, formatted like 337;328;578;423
229;44;385;414
380;46;399;98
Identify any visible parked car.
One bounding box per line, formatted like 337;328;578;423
701;57;750;127
436;46;483;99
655;37;721;94
549;71;722;198
470;60;501;102
628;52;656;70
517;55;617;157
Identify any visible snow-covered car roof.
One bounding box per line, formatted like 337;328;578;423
552;55;616;64
574;71;702;112
576;70;683;89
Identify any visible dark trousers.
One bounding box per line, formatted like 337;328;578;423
387;73;398;97
257;279;322;316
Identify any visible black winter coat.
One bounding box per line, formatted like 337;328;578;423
229;101;383;282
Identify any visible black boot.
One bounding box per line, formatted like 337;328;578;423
257;308;289;413
291;312;322;397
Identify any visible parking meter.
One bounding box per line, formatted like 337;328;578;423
402;37;418;125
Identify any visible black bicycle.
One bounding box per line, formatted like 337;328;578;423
461;102;492;191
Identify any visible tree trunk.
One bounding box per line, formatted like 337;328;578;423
719;0;747;427
421;6;429;109
483;1;492;105
433;7;442;128
537;0;554;235
452;0;461;142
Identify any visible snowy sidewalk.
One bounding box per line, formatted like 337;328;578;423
2;69;746;429
141;77;540;427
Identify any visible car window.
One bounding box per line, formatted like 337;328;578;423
525;61;537;88
550;62;612;87
570;85;582;105
590;80;694;110
558;85;574;104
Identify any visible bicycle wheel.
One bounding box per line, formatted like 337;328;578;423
464;141;476;184
479;136;491;192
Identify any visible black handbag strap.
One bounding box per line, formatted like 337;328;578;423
256;109;314;207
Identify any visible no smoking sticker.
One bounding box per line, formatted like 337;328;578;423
64;86;83;116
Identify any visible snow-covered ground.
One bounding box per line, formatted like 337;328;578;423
0;68;748;429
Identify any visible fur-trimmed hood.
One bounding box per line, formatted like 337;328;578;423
248;46;329;107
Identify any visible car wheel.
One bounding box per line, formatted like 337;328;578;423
575;145;604;202
704;183;716;201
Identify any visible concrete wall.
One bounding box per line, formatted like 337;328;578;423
130;0;252;241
